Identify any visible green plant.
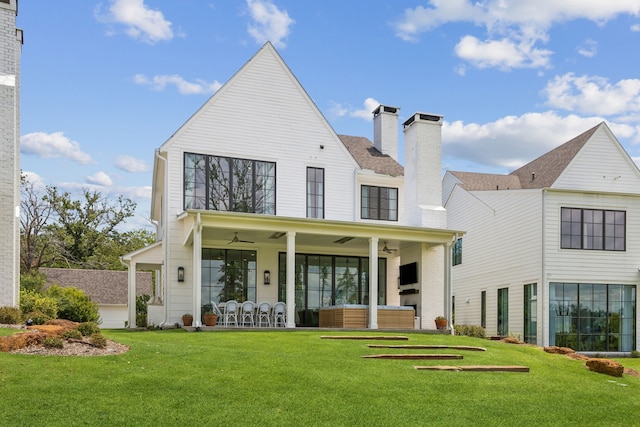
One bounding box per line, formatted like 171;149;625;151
45;285;100;323
435;315;446;320
61;329;83;340
0;306;22;324
136;294;150;327
89;333;107;348
25;310;52;325
19;272;46;293
454;324;486;338
77;322;100;337
43;336;64;349
19;290;58;320
630;350;640;358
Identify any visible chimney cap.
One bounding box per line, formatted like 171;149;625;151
373;105;400;117
402;112;443;128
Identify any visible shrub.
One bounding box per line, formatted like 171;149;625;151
454;324;486;338
45;285;99;323
0;306;22;324
61;329;83;340
43;336;64;349
19;290;58;321
630;350;640;358
26;310;52;325
89;333;107;348
20;272;46;293
77;322;100;337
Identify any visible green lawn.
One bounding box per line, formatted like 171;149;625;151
1;329;638;426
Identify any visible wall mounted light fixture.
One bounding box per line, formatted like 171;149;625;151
178;266;185;282
264;270;271;285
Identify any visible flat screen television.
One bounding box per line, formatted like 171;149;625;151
399;262;418;286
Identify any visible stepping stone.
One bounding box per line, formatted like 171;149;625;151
362;353;463;360
368;344;486;351
321;335;409;340
414;365;529;372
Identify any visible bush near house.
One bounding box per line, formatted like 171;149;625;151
454;324;486;338
0;306;22;324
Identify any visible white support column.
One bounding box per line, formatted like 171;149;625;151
286;231;296;328
444;241;453;334
192;216;203;328
369;237;379;329
127;262;137;328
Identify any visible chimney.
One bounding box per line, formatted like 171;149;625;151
373;105;400;162
402;113;446;229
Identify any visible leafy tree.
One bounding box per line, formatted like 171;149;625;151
45;187;136;269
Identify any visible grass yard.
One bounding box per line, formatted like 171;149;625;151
1;328;638;426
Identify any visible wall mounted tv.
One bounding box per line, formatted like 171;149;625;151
399;262;418;286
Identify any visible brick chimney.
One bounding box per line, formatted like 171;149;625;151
402;113;446;229
373;105;400;162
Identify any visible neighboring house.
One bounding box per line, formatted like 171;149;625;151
41;268;153;329
0;0;21;308
444;123;639;352
122;42;461;329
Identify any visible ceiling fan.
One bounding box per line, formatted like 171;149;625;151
382;241;397;254
228;232;255;244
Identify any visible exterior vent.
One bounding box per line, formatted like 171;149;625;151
419;113;441;122
334;236;355;244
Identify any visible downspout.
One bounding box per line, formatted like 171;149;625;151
445;233;458;335
155;149;170;328
541;189;547;346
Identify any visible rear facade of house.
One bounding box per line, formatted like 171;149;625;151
445;123;639;352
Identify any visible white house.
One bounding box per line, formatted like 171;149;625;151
121;42;461;329
444;122;639;352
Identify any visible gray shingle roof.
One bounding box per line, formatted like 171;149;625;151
338;134;404;177
40;268;153;305
448;123;601;191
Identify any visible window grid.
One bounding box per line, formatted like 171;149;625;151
561;207;625;251
361;185;398;221
306;167;324;219
452;238;462;266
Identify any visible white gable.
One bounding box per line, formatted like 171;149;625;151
552;124;640;194
159;42;360;220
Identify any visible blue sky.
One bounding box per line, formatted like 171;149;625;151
17;1;640;230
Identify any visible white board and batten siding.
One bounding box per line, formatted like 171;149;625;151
448;186;542;336
157;43;362;321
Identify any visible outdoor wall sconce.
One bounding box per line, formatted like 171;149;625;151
178;266;185;282
264;270;271;285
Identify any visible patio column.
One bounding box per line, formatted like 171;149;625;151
127;261;136;328
286;231;296;328
192;214;203;328
369;237;379;329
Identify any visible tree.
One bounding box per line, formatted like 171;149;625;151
20;174;54;273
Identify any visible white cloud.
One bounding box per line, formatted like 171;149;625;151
632;23;640;31
246;0;294;48
443;111;637;170
133;73;222;94
20;132;93;164
329;98;380;122
577;38;598;57
21;171;46;189
97;0;173;44
455;35;552;70
86;171;113;186
116;155;150;172
543;73;640;116
393;0;640;70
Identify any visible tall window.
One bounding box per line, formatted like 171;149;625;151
184;153;276;214
480;290;486;328
201;248;256;305
278;253;387;326
549;283;636;351
524;283;537;344
452;238;462;266
561;207;625;251
306;167;324;218
497;287;509;336
361;185;398;221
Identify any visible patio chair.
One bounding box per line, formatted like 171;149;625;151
255;301;271;327
223;300;239;327
210;301;223;325
240;300;255;327
272;301;286;327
